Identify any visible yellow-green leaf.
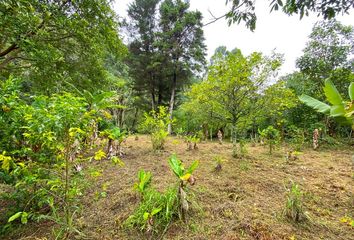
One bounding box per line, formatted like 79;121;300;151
180;173;191;181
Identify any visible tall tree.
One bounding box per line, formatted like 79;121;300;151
157;0;206;133
0;0;126;93
296;19;354;96
126;0;162;110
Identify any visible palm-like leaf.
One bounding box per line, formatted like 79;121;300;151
298;94;330;113
349;82;354;101
323;79;343;106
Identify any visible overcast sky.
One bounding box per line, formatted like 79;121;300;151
113;0;354;76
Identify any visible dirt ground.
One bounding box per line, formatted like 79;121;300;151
3;135;354;240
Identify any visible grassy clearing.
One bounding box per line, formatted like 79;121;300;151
2;135;353;240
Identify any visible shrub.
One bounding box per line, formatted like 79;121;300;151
140;106;172;151
259;126;280;155
287;126;305;151
0;77;116;237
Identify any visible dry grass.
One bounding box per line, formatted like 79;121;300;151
3;135;353;240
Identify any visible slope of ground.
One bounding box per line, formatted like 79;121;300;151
3;135;353;239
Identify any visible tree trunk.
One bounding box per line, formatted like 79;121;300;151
168;71;177;134
131;108;139;131
151;90;156;111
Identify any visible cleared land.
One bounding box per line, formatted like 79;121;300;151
3;135;353;240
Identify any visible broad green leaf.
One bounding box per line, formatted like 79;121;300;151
8;212;22;222
349;82;354;101
168;154;183;177
330;105;345;117
323;79;343;106
299;94;330;113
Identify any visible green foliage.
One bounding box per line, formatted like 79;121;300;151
134;170;152;195
0;0;126;92
180;48;282;137
284;182;306;222
224;1;353;30
259;126;281;155
141;106;172;151
125;187;178;234
168;154;199;182
287;126;305;151
127;154;199;235
126;0;206;111
299;79;354;129
0;77;103;237
185;135;200;150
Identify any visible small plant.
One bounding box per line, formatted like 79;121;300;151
140;106;172;151
100;126;126;158
284;181;306;222
94;149;106;161
286;150;302;162
134;170;152;195
168;154;198;221
125;187;178;234
259;126;280;155
185;135;200;150
232;139;247;158
212;156;227;172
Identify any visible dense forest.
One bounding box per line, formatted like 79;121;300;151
0;0;353;239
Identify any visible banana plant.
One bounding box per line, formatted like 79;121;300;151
100;126;126;157
134;170;152;195
143;207;161;232
299;80;354;130
168;154;198;222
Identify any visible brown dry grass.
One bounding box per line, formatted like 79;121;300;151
3;135;354;240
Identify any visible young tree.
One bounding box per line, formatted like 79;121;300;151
181;48;282;155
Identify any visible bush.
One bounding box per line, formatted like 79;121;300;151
259;126;280;155
140;106;172;151
0;77;115;237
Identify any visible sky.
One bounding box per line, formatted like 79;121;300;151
113;0;354;76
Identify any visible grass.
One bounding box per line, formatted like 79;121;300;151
1;135;353;240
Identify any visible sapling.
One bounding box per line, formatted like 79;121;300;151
140;106;172;151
